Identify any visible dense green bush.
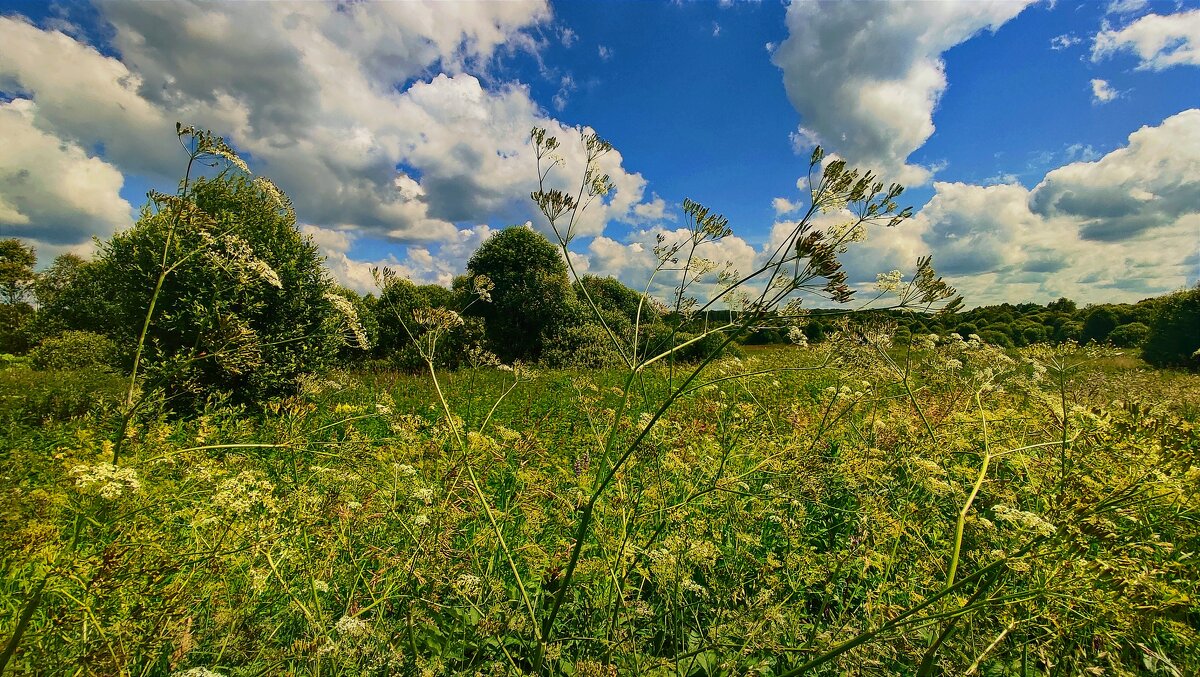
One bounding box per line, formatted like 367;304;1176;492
978;329;1014;348
0;303;33;354
639;325;742;363
541;322;625;369
1082;306;1120;343
1107;321;1150;348
465;226;575;363
1142;287;1200;369
96;174;348;409
30;331;118;371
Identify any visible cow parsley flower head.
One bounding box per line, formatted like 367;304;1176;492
875;269;903;292
334;615;370;639
72;463;140;500
324;292;370;350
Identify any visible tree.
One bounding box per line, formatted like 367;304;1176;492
1082;306;1119;343
27;258;116;342
1047;297;1076;313
98;173;353;408
465;226;575;362
0;239;37;306
1107;322;1150;348
1142;287;1200;369
32;253;86;309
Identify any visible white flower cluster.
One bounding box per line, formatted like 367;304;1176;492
874;269;904;292
201;231;282;289
212;470;277;516
787;325;808;346
71;462;140;500
454;573;482;596
171;669;227;677
324;292;370;350
334;614;370;639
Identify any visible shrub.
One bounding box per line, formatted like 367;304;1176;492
639;325;742;363
30;331;118;371
97;172;348;410
541;322;624;369
1142;287;1200;369
0;302;33;354
1082;306;1119;343
1107;322;1150;348
978;329;1014;348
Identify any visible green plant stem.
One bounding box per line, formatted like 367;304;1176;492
947;390;991;588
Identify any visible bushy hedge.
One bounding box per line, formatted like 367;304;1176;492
30;331;118;371
1142;287;1200;369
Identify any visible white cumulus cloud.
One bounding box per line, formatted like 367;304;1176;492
0;100;132;254
1092;8;1200;70
771;0;1035;186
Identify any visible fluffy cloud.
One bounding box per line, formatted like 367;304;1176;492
0;16;178;177
1092;9;1200;70
0;100;131;253
772;0;1035;186
1090;78;1120;103
844;110;1200;305
1;2;662;271
1029;109;1200;241
304;222;497;293
578;227;759;304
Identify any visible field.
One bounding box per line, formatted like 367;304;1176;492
2;340;1198;676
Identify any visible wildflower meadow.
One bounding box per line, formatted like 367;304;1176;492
1;125;1198;677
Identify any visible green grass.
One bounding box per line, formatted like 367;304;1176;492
1;343;1198;676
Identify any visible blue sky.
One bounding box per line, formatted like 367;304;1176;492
1;0;1198;307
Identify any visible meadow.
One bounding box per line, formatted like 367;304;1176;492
3;126;1199;676
2;338;1198;676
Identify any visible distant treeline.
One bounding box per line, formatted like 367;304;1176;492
738;291;1198;368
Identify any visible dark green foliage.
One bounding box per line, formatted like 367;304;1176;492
1056;320;1083;342
1020;325;1046;346
26;258;116;342
374;277;428;359
1046;297;1076;313
417;284;457;310
1107;322;1150;348
1082;306;1120;343
0;239;37;306
98;175;343;409
373;275;485;371
574;275;650;327
639;325;742;363
30;331;118;371
31;253;86;309
978;329;1013;348
542;322;624;369
465;227;574;362
805;320;827;344
0;303;33;354
1142;287;1200;369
